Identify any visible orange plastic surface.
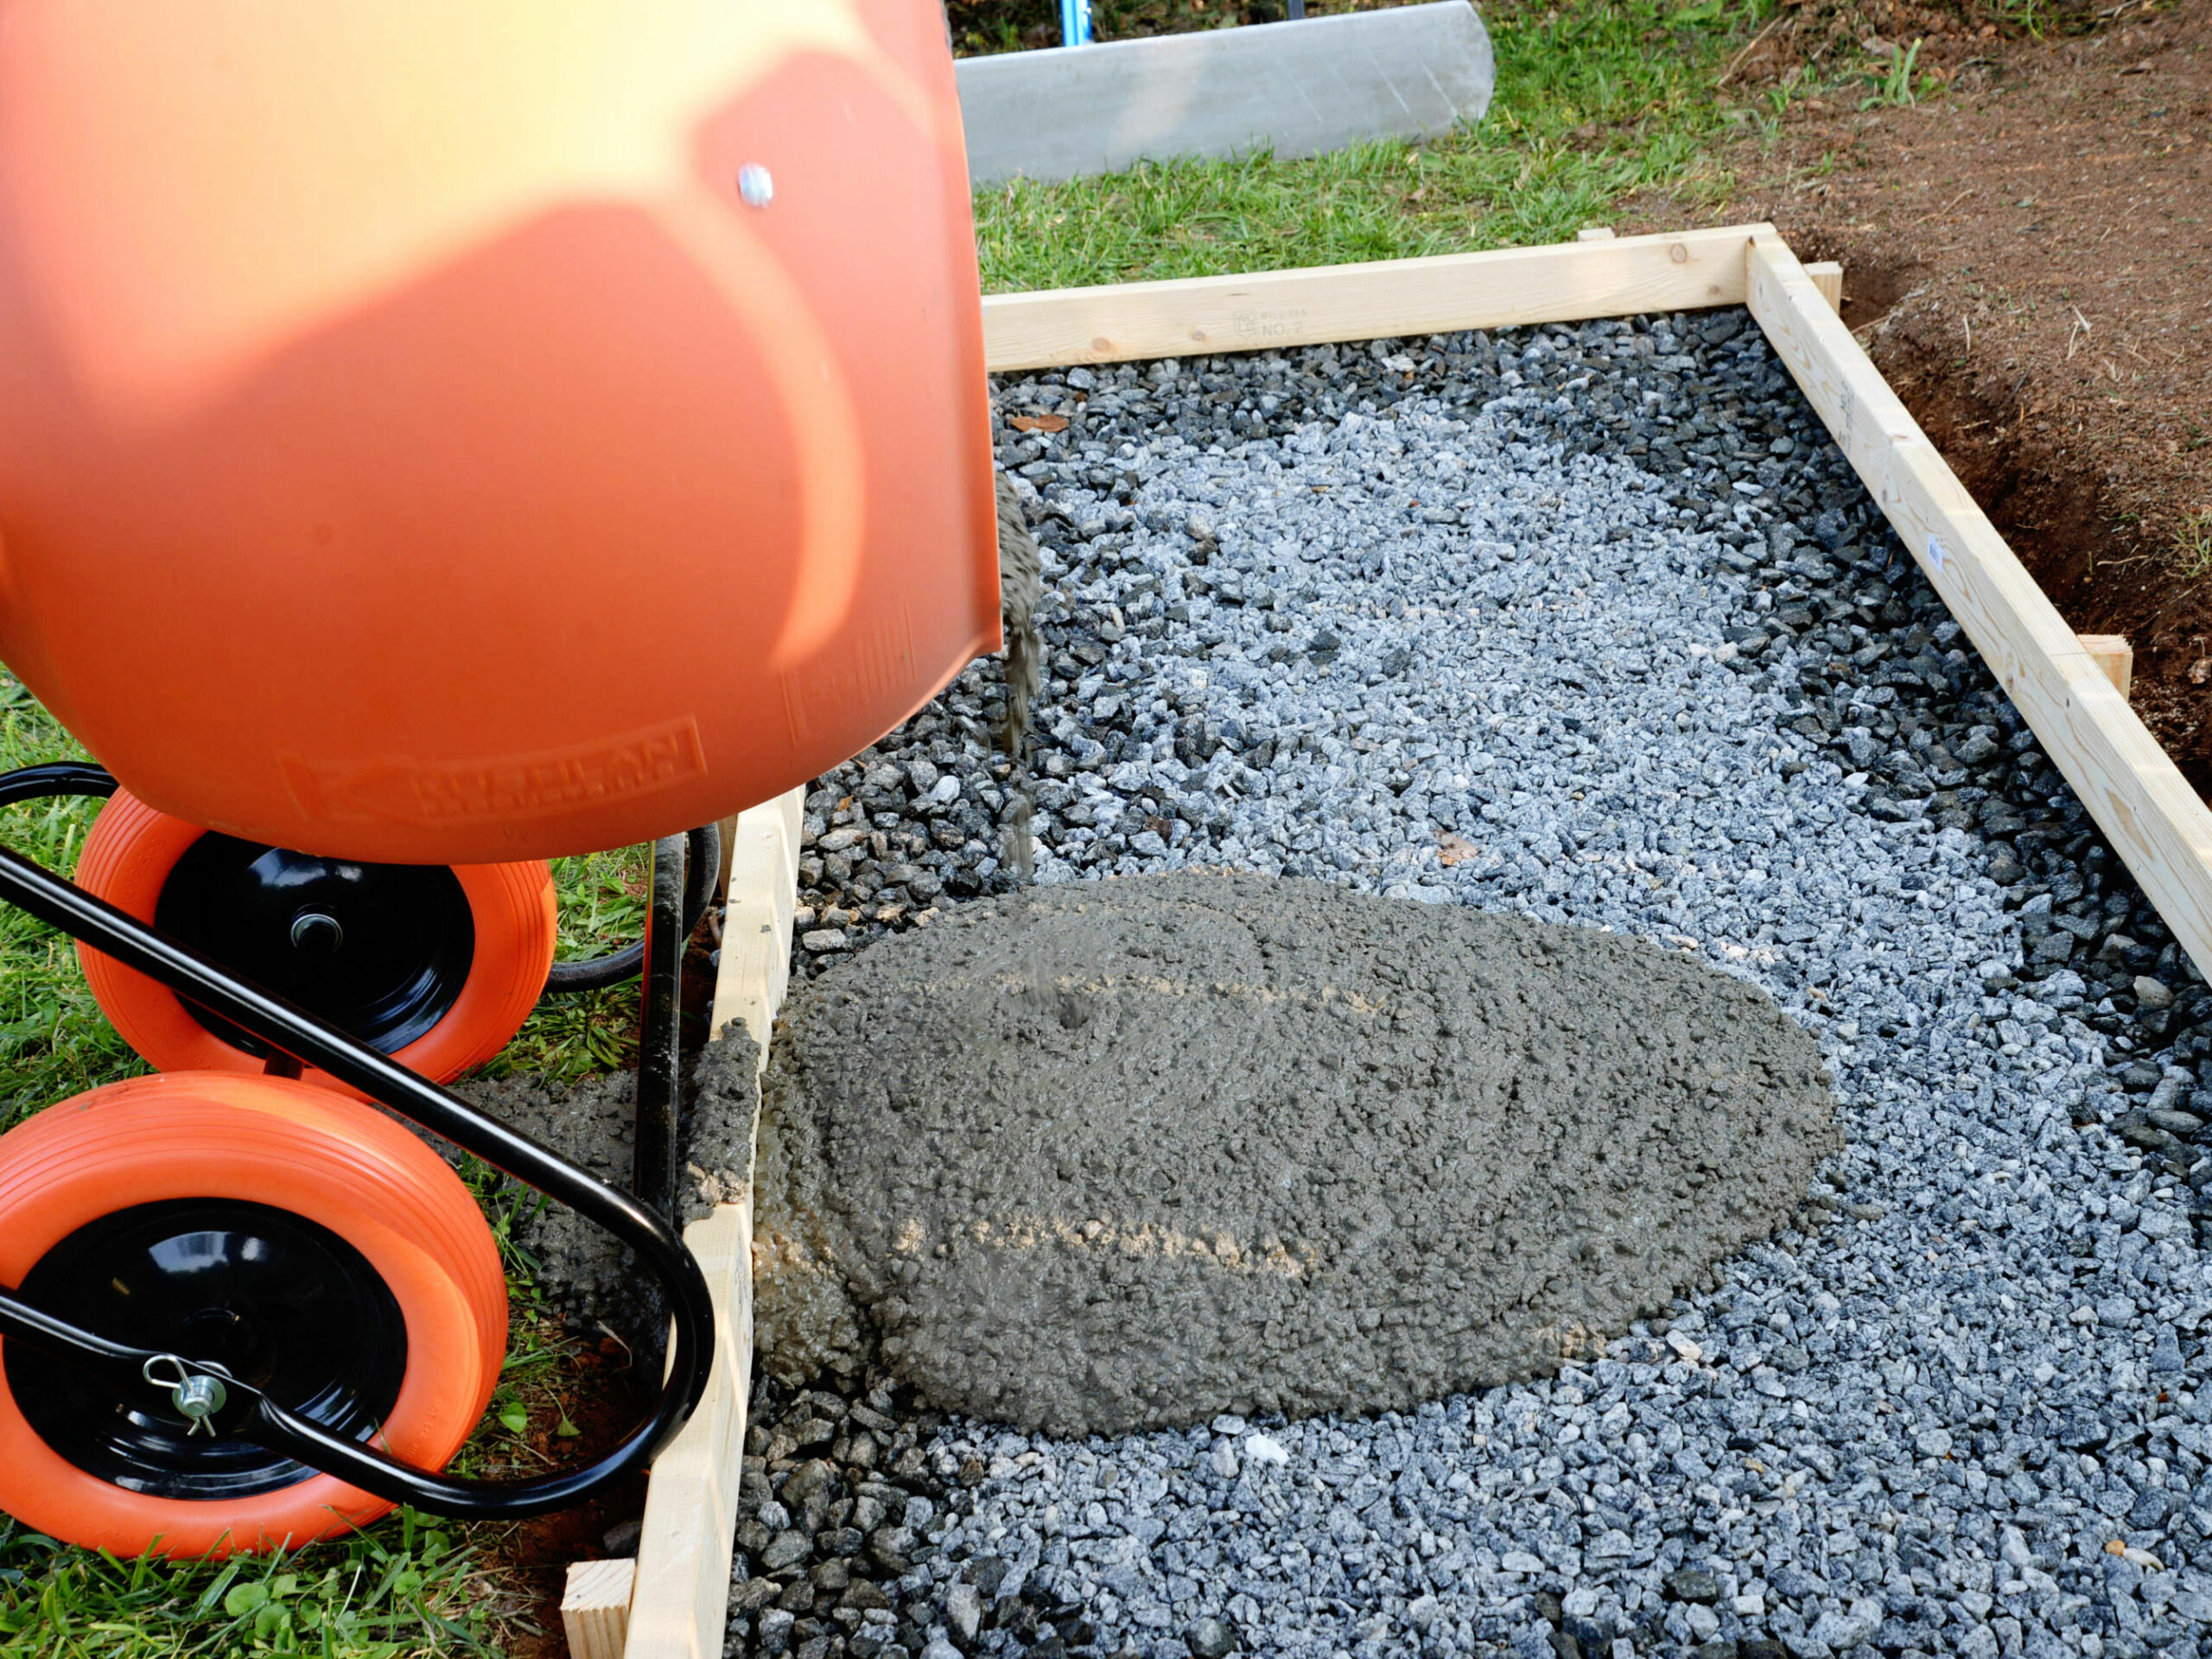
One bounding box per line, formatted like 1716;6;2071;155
0;1074;506;1557
0;1;998;864
75;790;556;1091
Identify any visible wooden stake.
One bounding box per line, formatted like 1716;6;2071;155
1805;261;1844;315
2080;633;2133;700
562;1559;635;1659
1577;226;1617;241
568;788;802;1659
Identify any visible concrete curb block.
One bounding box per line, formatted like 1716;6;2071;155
957;1;1495;188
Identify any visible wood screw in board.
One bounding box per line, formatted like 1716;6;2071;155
2081;634;2133;699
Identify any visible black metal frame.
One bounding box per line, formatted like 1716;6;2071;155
0;765;715;1519
632;833;689;1222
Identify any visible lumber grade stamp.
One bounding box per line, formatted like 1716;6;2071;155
563;786;802;1659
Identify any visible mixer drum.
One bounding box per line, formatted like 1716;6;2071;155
0;0;1000;863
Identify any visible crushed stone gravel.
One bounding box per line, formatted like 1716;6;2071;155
649;310;2212;1659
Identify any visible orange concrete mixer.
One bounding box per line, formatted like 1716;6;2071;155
0;0;998;1557
0;0;999;866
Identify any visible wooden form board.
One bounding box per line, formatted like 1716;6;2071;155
563;787;803;1659
1744;232;2212;978
981;223;2212;984
980;226;1758;373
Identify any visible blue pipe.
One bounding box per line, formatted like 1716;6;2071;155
1060;0;1092;48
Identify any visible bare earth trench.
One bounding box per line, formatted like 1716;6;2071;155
537;315;2212;1659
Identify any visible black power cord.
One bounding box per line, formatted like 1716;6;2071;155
540;821;722;995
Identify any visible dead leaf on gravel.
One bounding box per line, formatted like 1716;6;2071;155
1438;832;1479;867
1008;412;1069;433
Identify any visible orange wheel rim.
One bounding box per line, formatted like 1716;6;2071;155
76;789;554;1092
0;1073;505;1557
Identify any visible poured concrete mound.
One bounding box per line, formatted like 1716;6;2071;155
755;873;1837;1436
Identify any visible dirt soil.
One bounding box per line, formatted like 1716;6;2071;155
1633;0;2212;795
477;1340;651;1659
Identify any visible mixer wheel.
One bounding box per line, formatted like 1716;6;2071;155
76;790;554;1090
0;1071;505;1556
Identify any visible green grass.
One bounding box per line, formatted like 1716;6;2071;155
2177;510;2212;584
481;846;646;1082
1855;36;1936;111
972;0;1779;294
0;1511;508;1659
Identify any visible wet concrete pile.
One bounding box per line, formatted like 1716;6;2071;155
461;1028;759;1362
753;871;1839;1436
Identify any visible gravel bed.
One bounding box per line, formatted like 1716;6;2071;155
721;313;2212;1659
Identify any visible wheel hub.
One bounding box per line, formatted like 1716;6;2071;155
155;836;475;1056
288;911;345;955
5;1199;408;1497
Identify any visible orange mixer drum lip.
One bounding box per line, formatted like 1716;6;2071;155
0;1;1000;864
